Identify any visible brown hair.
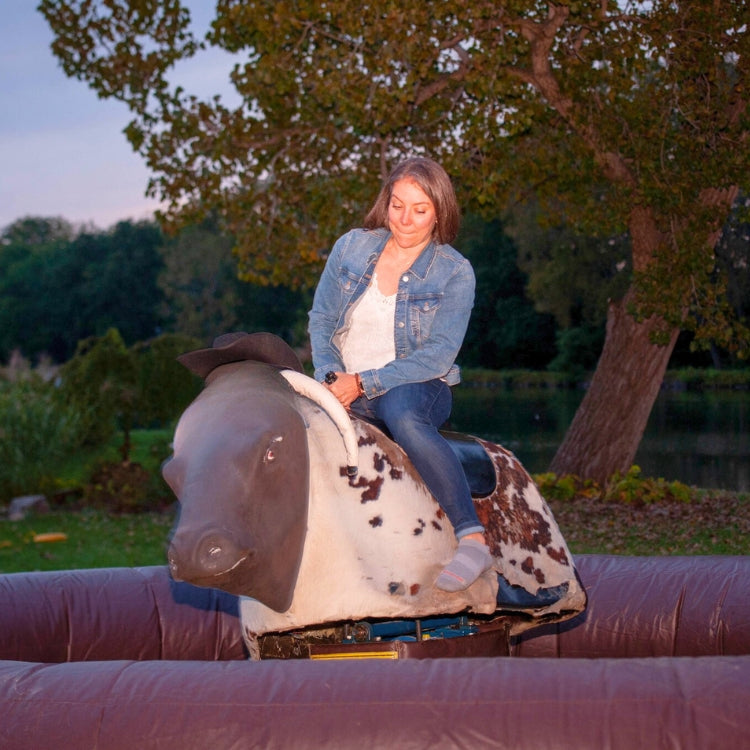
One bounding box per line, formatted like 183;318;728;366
363;157;460;245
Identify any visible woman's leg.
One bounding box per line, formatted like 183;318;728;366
362;381;492;591
373;380;483;537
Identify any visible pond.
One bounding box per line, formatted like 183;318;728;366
449;386;750;492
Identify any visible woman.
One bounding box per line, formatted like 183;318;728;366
308;156;492;591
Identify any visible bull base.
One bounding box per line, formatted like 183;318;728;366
258;616;511;660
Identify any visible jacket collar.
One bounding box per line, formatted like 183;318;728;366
368;229;440;280
397;236;437;281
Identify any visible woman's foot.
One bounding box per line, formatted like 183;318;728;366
436;537;493;592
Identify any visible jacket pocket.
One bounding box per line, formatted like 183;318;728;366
408;293;442;339
338;266;361;293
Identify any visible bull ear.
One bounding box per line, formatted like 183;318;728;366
279;370;358;476
161;455;184;495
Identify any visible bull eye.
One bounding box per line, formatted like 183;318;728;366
264;436;283;464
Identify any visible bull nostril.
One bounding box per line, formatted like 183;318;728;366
168;529;246;581
197;534;242;574
167;549;182;579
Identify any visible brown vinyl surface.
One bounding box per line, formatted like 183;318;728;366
2;555;750;749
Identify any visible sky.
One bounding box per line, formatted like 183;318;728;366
0;2;236;232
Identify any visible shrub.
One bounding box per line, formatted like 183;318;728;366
57;328;136;449
604;466;693;505
131;333;202;427
0;376;83;501
535;466;693;505
82;459;171;513
534;472;600;501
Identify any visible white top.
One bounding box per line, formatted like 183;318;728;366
338;272;396;373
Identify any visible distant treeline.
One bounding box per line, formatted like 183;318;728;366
2;212;748;374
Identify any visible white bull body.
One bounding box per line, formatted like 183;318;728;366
239;378;585;648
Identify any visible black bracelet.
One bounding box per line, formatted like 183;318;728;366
325;371;338;384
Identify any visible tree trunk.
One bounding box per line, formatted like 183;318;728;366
549;289;679;485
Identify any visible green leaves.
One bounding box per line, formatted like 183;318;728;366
39;0;750;356
40;0;197;108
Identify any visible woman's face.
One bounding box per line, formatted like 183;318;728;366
387;178;436;252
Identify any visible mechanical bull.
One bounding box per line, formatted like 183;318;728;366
163;333;586;654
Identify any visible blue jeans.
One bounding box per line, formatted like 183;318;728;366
350;379;484;539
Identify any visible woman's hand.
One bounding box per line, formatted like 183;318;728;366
324;371;362;409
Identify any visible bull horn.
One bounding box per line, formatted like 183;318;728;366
280;370;358;476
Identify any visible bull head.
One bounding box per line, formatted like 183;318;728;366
164;352;358;612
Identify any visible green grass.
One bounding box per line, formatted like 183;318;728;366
546;489;750;557
0;427;176;574
0;508;175;574
1;428;748;575
3;489;748;575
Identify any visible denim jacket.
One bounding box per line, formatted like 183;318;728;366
308;228;475;398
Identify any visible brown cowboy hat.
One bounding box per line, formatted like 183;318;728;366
177;332;304;378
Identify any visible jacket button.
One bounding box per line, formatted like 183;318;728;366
398;321;405;328
402;275;409;282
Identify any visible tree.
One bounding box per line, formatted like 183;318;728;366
717;196;750;332
40;0;750;483
506;199;631;375
83;221;166;345
158;219;310;346
508;200;631;331
0;218;165;362
1;216;75;246
59;328;138;456
459;214;557;370
158;221;243;341
0;218;76;361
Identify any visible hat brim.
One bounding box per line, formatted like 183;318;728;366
177;332;304;378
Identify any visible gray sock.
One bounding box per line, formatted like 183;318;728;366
436;538;493;592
